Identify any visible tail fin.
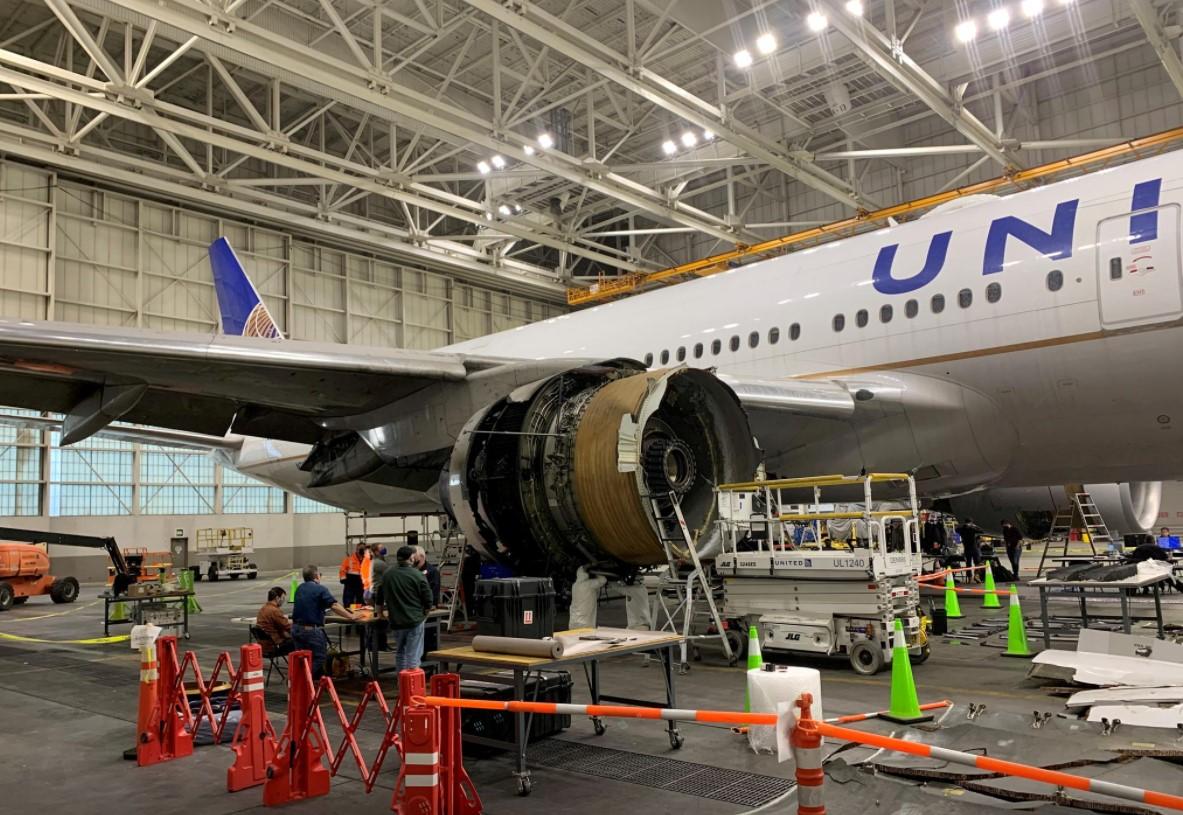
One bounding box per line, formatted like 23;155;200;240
209;237;282;339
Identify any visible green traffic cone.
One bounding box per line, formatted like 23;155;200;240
109;600;128;623
289;573;299;604
178;569;202;614
944;572;964;619
744;625;763;713
981;563;1001;609
1002;584;1034;658
881;619;933;724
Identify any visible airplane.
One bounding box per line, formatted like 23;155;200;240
0;149;1175;574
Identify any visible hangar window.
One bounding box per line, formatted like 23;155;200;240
880;304;893;323
749;331;759;349
730;335;740;352
855;309;868;328
660;349;670;364
958;288;973;308
711;339;722;355
768;327;780;345
832;314;845;332
694;342;704;358
986;282;1002;303
789;322;801;340
931;293;945;314
905;299;918;319
676;346;686;362
644;353;653;367
1047;270;1063;292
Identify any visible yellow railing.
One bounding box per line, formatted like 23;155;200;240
778;510;909;522
719;472;911;492
567;126;1183;306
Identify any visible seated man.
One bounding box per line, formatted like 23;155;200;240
256;586;295;655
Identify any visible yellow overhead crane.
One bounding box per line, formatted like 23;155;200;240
566;126;1183;306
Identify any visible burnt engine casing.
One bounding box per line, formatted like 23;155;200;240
446;362;760;575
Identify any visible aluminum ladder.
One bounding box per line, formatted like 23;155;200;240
1035;489;1113;576
649;491;736;670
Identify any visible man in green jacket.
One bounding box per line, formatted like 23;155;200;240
376;545;434;671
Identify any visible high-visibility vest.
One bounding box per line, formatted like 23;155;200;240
338;553;372;590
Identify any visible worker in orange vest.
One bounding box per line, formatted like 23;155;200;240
338;542;371;608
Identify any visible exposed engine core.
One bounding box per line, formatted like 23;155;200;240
447;362;759;574
942;482;1162;536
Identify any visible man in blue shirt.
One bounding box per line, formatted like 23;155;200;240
291;564;357;679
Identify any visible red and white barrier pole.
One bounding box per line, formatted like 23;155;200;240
394;705;440;815
227;643;277;792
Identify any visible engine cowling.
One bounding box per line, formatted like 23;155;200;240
446;362;760;574
942;482;1161;537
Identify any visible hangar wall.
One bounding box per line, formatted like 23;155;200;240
0;156;561;565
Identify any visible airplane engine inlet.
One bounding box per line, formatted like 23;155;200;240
446;363;759;574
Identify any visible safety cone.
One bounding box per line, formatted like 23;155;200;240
981;563;1001;609
744;625;763;712
881;618;933;724
110;600;129;623
1001;584;1034;658
289;574;299;604
178;569;202;614
944;572;964;619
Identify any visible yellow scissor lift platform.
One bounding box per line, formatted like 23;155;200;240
714;473;927;674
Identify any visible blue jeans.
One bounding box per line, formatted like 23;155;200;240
291;624;329;679
393;621;425;672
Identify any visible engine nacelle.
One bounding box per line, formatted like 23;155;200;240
447;363;760;574
942;482;1161;537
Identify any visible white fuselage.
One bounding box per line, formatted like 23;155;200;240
230;151;1183;511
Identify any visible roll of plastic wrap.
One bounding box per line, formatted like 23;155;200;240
472;635;564;659
747;666;822;755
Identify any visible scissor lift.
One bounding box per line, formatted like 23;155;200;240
715;472;927;675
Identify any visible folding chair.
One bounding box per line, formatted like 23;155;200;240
250;625;288;686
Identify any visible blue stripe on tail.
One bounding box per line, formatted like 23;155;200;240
209;237;281;339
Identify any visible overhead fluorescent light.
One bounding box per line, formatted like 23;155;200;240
477;160;491;175
680;130;698;148
490;155;506;169
537;132;554;150
661;140;677;155
1021;0;1045;16
845;0;864;16
755;32;777;55
733;48;753;68
497;204;511;216
954;20;978;43
523;144;536;156
806;12;828;32
987;8;1010;30
702;129;715;142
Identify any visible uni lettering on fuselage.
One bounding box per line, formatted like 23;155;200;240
872;177;1163;295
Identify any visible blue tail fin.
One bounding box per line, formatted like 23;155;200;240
209;237;281;339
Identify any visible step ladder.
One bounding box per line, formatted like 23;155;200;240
649;492;736;671
1035;488;1115;576
439;524;473;631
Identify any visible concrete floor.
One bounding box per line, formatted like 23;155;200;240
0;573;1179;815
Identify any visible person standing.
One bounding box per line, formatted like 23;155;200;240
955;518;984;582
256;586;295;655
376;546;434;671
414;546;442;607
291;564;357;679
338;542;371;608
367;546;389;602
1001;519;1024;580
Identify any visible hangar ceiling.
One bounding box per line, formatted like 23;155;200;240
0;0;1179;300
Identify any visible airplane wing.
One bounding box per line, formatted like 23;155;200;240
0;413;244;451
0;318;479;445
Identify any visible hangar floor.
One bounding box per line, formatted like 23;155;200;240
1;574;1180;815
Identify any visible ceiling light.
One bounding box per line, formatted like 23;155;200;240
702;129;715;142
661;139;677;155
537;132;554;150
513;204;522;213
523;144;535;156
806;12;828;32
680;130;698;148
1021;0;1044;16
755;32;777;55
1057;0;1075;4
845;0;864;16
954;20;978;43
477;160;491;175
497;204;511;216
987;8;1010;30
733;48;753;68
490;154;506;169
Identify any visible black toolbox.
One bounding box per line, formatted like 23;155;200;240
473;577;556;638
459;671;572;753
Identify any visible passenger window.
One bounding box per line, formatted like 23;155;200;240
832;314;845;332
749;331;759;349
905;299;918;318
768;327;780;345
729;335;740;352
958;288;972;308
1047;270;1063;292
880;304;893;323
711;339;722;355
855;309;868;328
986;282;1001;303
931;294;945;314
789;322;800;341
676;346;686;362
660;349;669;364
694;342;704;358
644;353;653;367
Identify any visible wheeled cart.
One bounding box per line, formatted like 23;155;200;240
193;527;258;581
715;473;927;674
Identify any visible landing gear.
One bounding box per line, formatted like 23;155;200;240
516;774;533;796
